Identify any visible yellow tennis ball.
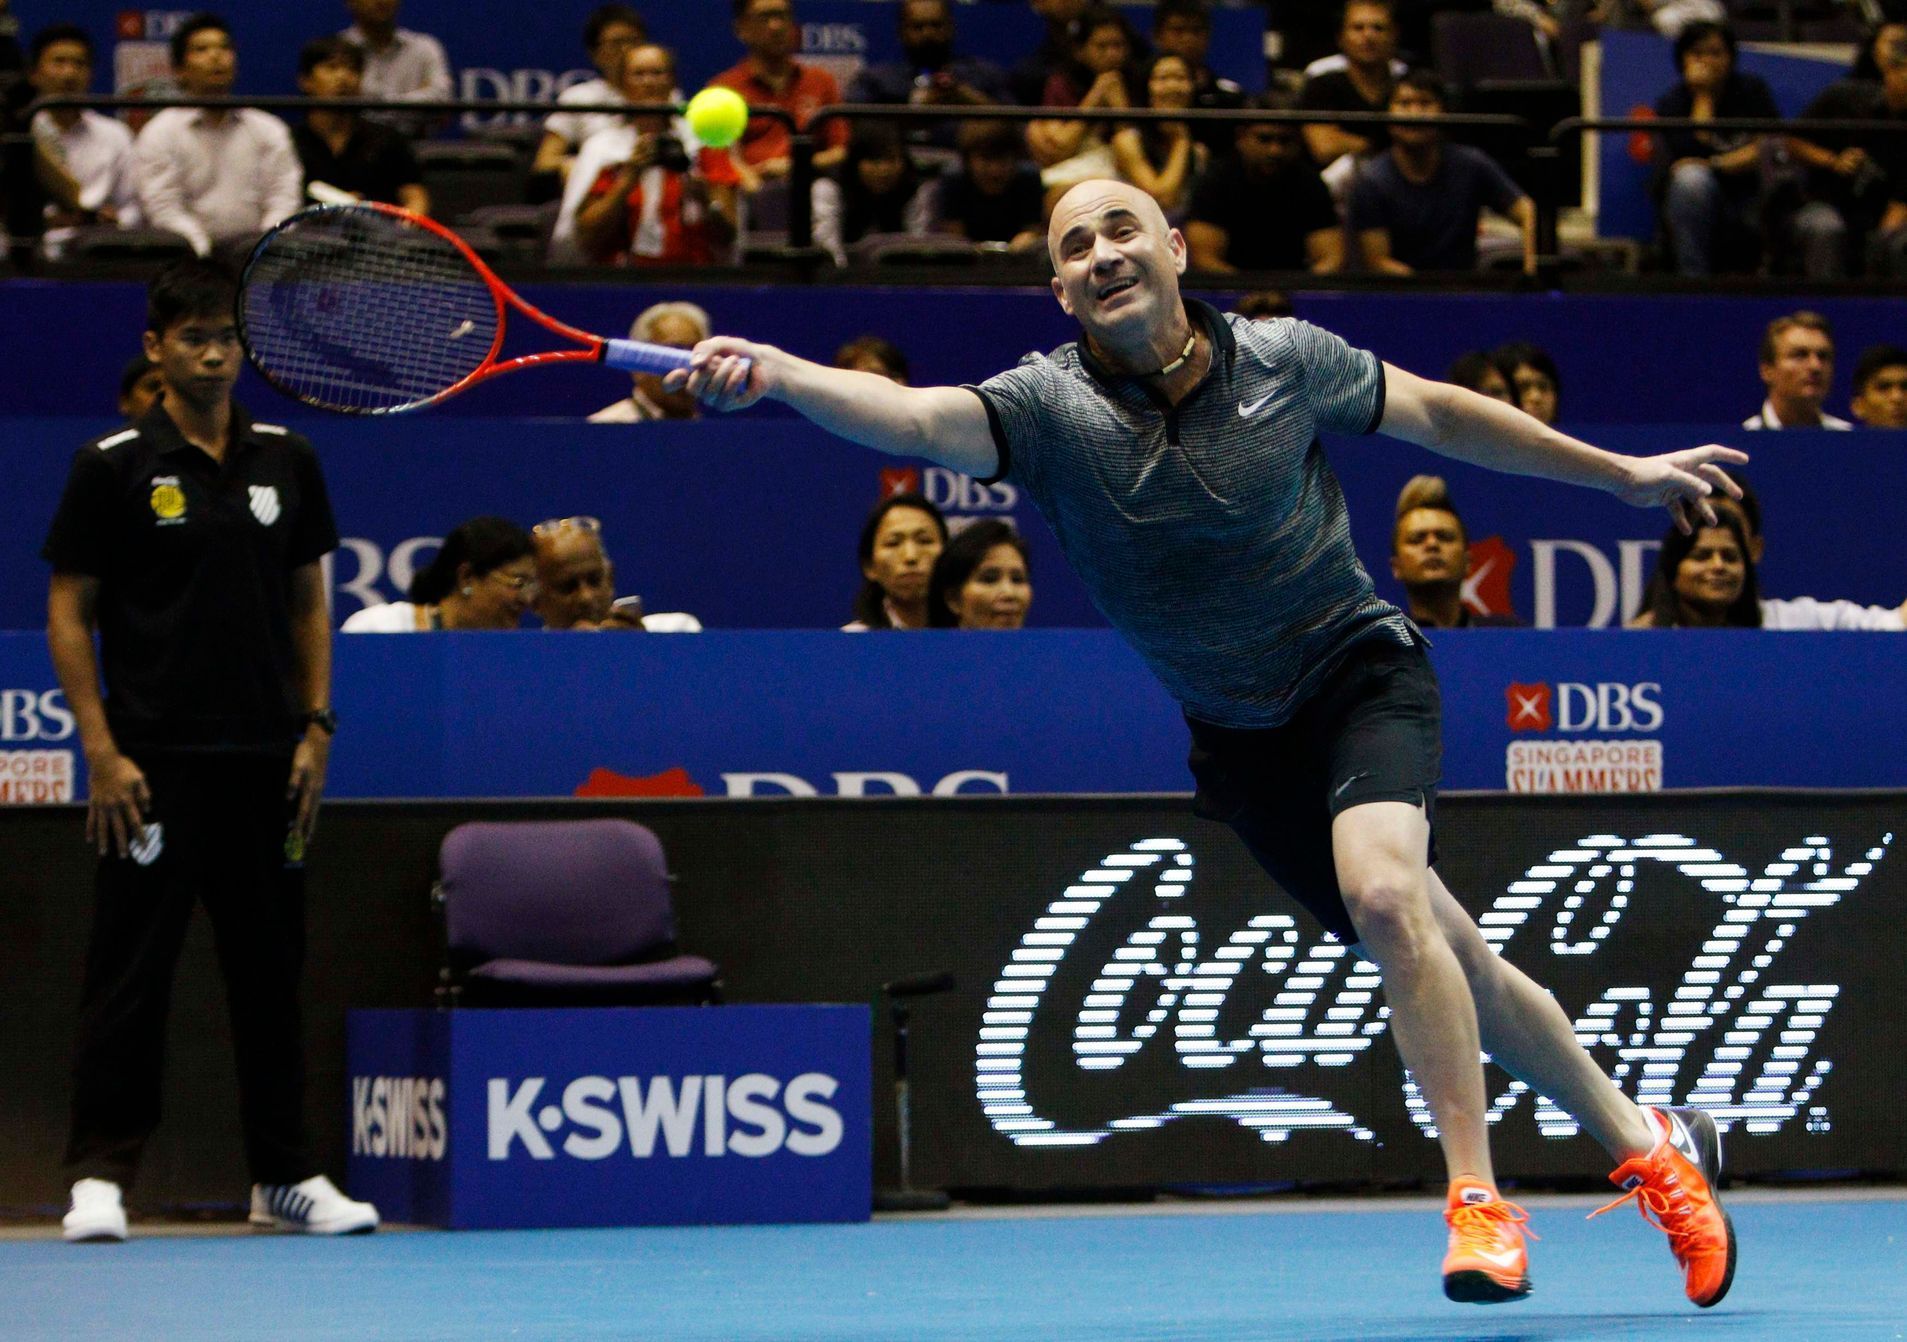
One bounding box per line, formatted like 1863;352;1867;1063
685;87;749;150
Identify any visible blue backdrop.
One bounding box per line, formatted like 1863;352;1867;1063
0;630;1902;798
5;414;1903;633
7;282;1905;428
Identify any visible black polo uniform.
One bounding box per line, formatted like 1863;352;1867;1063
43;401;338;1191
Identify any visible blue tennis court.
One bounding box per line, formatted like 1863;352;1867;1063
6;1190;1901;1341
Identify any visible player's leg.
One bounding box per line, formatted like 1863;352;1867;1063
1421;868;1654;1159
1332;801;1492;1184
1422;868;1737;1307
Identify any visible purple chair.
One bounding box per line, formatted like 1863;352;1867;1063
436;819;721;1006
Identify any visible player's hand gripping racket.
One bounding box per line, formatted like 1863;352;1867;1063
237;202;717;414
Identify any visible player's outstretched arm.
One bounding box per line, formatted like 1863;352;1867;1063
1377;362;1749;534
667;337;999;479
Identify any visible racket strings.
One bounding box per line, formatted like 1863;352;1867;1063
240;208;501;414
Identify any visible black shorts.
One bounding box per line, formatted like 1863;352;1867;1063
1186;635;1442;942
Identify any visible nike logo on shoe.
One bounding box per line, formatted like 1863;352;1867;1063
1474;1247;1524;1268
1237;393;1273;417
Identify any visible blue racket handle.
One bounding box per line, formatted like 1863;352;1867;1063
601;339;694;374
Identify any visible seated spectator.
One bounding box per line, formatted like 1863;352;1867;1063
1233;290;1294;320
292;38;428;215
1111;52;1208;221
1651;21;1779;277
1390;475;1525;628
1447;351;1515;403
1185;95;1341;273
534;6;649;186
1297;0;1404;178
118;354;164;421
844;492;947;630
133;14;303;259
1784;19;1907;280
1490;341;1561;424
589;301;709;421
1349;72;1535;275
1009;0;1090;107
713;0;850;185
1744;311;1851;429
25;24;141;261
847;0;1009;150
564;44;738;267
1852;344;1907;428
532;515;702;632
1149;0;1246;156
1630;474;1905;628
339;0;451;138
1629;512;1761;628
812;123;933;265
928;519;1034;629
834;335;910;383
1026;5;1140;186
340;517;537;631
931;120;1045;251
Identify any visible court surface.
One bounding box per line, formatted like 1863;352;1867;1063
3;1189;1901;1341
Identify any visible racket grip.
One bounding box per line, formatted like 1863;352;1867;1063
601;339;694;375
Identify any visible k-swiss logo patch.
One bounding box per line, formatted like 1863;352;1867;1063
128;822;164;867
249;485;282;526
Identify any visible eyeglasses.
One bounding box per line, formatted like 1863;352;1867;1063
533;515;602;537
486;571;541;595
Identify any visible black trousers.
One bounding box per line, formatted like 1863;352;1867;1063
65;751;314;1190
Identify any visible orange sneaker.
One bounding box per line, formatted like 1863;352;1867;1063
1442;1178;1534;1304
1592;1106;1737;1308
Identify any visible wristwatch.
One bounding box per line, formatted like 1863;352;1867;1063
301;708;339;736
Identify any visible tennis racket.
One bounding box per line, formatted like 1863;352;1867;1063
237;202;702;415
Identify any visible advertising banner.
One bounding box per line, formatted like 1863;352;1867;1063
346;1004;871;1229
5;415;1904;634
1;628;1903;801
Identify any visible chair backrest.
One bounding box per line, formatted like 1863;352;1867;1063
440;819;676;966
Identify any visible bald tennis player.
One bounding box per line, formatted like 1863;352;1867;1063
667;179;1745;1309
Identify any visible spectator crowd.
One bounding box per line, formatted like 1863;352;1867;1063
3;0;1905;280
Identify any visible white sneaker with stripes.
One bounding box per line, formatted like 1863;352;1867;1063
250;1175;379;1235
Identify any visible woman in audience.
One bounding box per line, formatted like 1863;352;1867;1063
1631;511;1762;628
1447;351;1516;404
559;43;737;266
1111;52;1208;222
1490;341;1562;424
1027;6;1141;192
1651;21;1779;276
928;519;1034;630
341;516;538;632
812;122;933;265
844;493;948;631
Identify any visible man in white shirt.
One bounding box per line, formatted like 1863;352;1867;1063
1743;311;1854;430
132;15;302;258
534;4;649;185
26;24;140;259
341;0;452;136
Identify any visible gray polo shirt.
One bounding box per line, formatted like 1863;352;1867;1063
970;300;1415;729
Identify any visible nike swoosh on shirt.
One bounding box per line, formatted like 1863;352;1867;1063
1237;393;1274;417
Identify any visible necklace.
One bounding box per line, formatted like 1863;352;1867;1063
1154;329;1197;378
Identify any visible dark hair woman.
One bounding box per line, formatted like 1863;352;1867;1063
846;493;948;630
342;515;538;632
1637;511;1762;628
927;519;1034;628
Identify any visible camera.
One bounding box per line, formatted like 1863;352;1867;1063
652;133;691;174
